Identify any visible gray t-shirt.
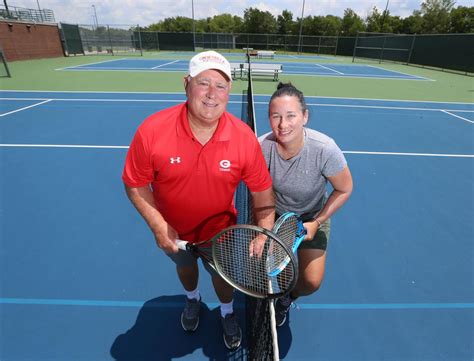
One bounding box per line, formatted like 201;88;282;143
259;128;347;217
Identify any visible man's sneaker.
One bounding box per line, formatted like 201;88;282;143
275;295;292;327
181;297;201;332
221;312;242;350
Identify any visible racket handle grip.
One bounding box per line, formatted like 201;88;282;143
175;239;188;251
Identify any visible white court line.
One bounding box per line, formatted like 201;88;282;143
441;110;474;124
343;151;473;158
59;68;171;72
1;97;184;103
0;99;52;117
151;59;180;69
314;63;344;75
364;64;434;81
0;144;472;158
283;71;430;81
55;58;128;71
2;90;472;106
1;97;472;114
258;100;474;114
0;144;128;149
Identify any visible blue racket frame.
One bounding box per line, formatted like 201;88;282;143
267;212;306;277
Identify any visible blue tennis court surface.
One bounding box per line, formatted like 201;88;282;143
58;58;430;80
1;90;473;360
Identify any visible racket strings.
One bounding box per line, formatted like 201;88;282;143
275;215;299;251
213;228;296;298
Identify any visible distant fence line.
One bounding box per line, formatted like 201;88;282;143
352;32;473;74
61;25;471;74
0;18;472;75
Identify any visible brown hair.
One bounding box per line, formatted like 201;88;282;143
269;82;308;115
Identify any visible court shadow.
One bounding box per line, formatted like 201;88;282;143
110;295;246;361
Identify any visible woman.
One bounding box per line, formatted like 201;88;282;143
259;82;353;326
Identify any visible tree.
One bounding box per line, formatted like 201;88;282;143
154;16;194;32
449;6;474;33
399;10;424;33
242;7;277;33
366;6;383;33
209;14;242;33
386;15;403;33
340;8;365;36
195;18;211;33
322;15;342;36
277;10;294;34
305;16;325;35
420;0;455;33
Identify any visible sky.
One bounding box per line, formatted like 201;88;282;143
8;0;473;26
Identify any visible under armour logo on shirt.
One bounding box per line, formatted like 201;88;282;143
170;157;181;164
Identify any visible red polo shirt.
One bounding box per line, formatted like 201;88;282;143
122;102;272;243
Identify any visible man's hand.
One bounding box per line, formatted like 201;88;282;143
249;233;267;257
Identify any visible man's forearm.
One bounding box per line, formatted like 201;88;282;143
251;187;275;230
124;185;166;237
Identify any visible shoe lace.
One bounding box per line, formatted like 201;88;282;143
223;314;238;334
184;298;200;318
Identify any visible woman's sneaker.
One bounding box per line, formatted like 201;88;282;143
274;295;292;327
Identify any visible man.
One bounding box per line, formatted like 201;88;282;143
122;51;275;350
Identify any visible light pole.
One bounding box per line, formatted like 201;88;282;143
92;4;99;29
192;0;196;51
380;0;390;32
297;0;305;54
3;0;10;18
36;0;44;22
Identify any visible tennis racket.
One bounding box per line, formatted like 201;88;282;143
267;212;306;277
175;224;298;299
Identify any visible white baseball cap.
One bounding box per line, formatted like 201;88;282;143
188;50;232;82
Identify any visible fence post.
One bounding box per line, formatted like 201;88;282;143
107;25;114;55
352;32;360;63
379;35;387;64
407;34;416;65
137;25;143;56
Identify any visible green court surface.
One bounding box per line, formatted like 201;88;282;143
1;52;472;103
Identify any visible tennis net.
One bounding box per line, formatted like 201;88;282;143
235;52;279;361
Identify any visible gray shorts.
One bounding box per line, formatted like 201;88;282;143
166;247;217;276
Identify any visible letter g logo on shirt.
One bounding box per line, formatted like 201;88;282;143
219;159;231;171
